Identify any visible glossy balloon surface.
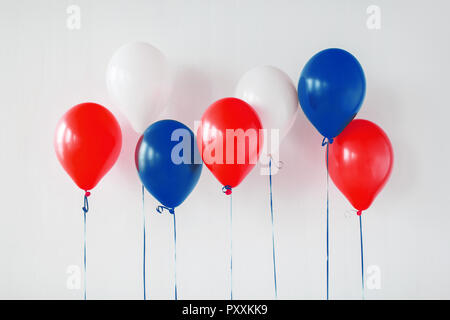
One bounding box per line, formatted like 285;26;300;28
298;48;366;139
54;102;122;191
197;98;263;189
106;42;169;133
328;119;393;211
137;120;202;208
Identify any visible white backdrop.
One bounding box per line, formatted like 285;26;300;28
1;0;449;299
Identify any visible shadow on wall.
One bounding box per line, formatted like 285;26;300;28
361;80;413;199
162;65;214;130
113;111;141;185
274;104;325;194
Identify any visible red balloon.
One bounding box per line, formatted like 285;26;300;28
328;119;393;212
197;97;263;190
54;102;122;191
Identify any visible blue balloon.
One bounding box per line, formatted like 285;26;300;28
137;120;202;209
298;48;366;139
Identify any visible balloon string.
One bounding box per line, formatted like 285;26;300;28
322;137;332;300
326;143;329;300
269;159;278;298
81;191;90;301
222;185;233;300
156;205;177;300
142;185;146;300
173;211;178;300
230;191;233;300
83;211;86;300
358;211;365;300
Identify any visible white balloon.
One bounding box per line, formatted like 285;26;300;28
106;42;169;133
235;66;298;143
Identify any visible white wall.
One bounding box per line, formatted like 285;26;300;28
1;0;449;299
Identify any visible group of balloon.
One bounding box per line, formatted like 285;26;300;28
55;42;393;217
54;42;394;300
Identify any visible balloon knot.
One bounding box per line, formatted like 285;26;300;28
322;137;334;146
222;185;232;195
82;191;90;214
356;210;362;216
156;205;174;215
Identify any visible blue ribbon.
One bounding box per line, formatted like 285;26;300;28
322;138;333;300
322;137;334;146
156;205;175;215
142;185;146;300
269;159;278;298
81;191;90;300
358;212;365;299
222;185;233;300
156;205;177;300
173;211;177;300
